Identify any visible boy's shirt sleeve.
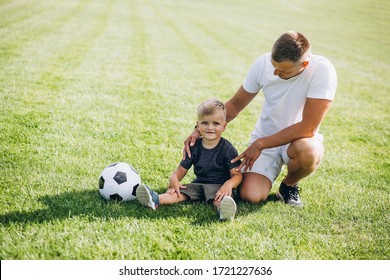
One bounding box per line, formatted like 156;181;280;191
180;141;197;170
180;156;193;170
225;141;241;171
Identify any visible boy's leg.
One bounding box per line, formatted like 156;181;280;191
205;185;237;221
136;184;160;210
159;192;189;205
136;184;189;210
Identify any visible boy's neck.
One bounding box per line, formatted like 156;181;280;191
201;137;221;149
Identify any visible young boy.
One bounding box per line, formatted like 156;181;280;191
137;99;242;220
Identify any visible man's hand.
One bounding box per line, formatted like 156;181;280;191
182;129;201;160
231;140;263;172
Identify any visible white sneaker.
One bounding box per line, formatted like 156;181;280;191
136;184;159;210
219;196;236;221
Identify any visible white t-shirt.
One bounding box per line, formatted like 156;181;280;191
243;53;337;140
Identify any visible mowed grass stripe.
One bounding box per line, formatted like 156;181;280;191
70;0;141;90
0;0;115;130
0;0;59;28
148;2;235;99
0;0;39;15
126;0;155;92
129;0;210;100
2;0;113;97
0;1;115;196
36;0;114;92
164;0;275;58
0;0;92;65
126;0;207;99
302;0;390;76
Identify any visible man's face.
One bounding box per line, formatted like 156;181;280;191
271;59;308;80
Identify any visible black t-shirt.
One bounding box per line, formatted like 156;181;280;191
180;137;241;184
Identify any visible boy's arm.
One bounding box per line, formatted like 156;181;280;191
167;165;188;197
214;168;242;202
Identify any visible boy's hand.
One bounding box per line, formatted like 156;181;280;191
214;184;233;202
167;166;188;198
167;180;186;198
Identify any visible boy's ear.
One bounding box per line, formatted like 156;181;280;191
223;122;227;131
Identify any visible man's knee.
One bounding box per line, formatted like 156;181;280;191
238;173;271;204
239;188;267;204
289;139;324;169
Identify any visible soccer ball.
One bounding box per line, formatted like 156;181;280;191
98;162;141;201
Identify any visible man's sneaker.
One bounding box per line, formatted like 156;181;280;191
276;182;303;207
136;184;159;210
219;196;237;221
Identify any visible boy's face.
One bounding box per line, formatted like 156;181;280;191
197;110;227;142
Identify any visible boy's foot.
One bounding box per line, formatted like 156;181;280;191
136;184;159;210
219;196;237;221
276;182;303;207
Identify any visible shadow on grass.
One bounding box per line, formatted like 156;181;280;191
0;189;279;226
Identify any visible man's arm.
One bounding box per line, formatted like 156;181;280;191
232;98;333;171
225;85;257;123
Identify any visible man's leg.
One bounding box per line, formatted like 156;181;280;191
238;138;324;205
284;138;324;185
238;172;272;204
277;138;324;207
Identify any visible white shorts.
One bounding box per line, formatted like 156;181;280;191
244;134;324;183
243;143;290;183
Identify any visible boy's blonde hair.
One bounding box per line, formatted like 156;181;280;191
197;99;226;120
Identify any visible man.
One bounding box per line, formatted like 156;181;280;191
184;31;337;207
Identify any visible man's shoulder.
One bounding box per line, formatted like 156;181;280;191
253;52;272;66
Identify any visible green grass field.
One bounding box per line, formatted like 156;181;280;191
1;0;389;260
